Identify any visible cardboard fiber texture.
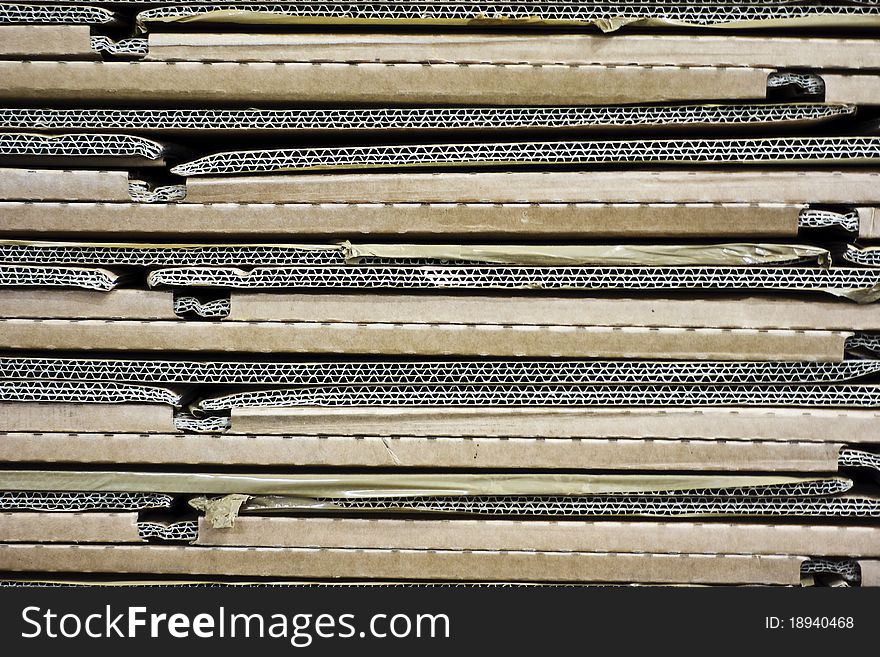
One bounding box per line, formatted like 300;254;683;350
858;208;880;239
0;25;95;59
226;294;880;331
0;289;176;320
0;169;131;202
0;320;852;360
144;33;880;69
0;202;806;239
195;518;880;558
0;434;843;471
224;406;880;442
0;544;806;585
0;61;772;105
182;171;880;205
824;74;880;105
0;403;175;434
0;513;142;544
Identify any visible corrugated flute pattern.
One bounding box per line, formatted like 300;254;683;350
1;0;880;588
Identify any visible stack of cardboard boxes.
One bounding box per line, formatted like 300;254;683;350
1;0;879;586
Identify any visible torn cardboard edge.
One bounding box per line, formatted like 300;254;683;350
0;61;776;105
219;406;880;442
0;104;857;134
0;544;809;585
0;434;846;471
5;354;880;385
0;202;817;239
141;32;880;69
144;266;880;305
0;320;857;361
0;240;832;268
0;133;167;167
193;517;880;558
171;137;880;177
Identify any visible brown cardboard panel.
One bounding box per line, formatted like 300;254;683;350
196;518;880;557
0;320;850;360
0;202;804;239
227;406;880;442
858;207;880;240
0;289;176;320
0;61;771;105
183;171;880;205
0;544;804;584
228;294;880;331
858;560;880;587
824;74;880;105
0;403;174;434
145;33;880;69
0;26;96;60
0;513;142;544
0;169;130;202
0;434;843;471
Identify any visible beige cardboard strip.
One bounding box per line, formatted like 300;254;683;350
145;33;880;69
0;26;96;60
0;434;842;471
183;171;880;204
0;320;850;360
824;74;880;105
0;544;805;584
227;406;880;442
0;471;815;496
858;561;880;587
858;208;880;240
196;518;880;557
0;61;772;105
0;289;176;320
227;294;880;330
0;513;142;544
0;169;130;202
0;202;805;239
0;403;175;434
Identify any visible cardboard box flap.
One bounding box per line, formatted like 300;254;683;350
198;383;880;412
0;380;182;406
0;289;177;319
143;32;880;69
0;490;173;512
0;133;167;167
0;25;96;59
146;266;880;304
0;265;122;291
0;61;773;105
4;355;879;385
225;294;880;331
0;512;143;544
171;137;880;177
224;406;880;442
134;2;880;32
0;240;831;268
182;171;880;205
0;433;845;471
0;104;856;135
0;544;808;585
0;469;847;496
0;4;117;25
0;320;854;361
195;517;880;557
0;202;810;240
